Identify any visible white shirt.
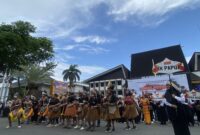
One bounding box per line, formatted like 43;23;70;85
174;93;188;105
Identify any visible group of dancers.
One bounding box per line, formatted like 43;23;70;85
5;82;200;135
6;82;139;132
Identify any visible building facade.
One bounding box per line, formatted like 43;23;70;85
189;52;200;90
83;64;130;96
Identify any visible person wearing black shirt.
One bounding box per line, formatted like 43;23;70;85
157;99;168;125
0;101;4;117
164;82;190;135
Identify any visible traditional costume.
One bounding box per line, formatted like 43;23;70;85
140;96;151;125
23;97;34;123
31;95;39;122
123;91;138;129
7;93;24;128
104;82;120;132
46;94;60;127
85;91;99;131
37;92;49;124
63;92;77;128
74;92;89;130
64;93;77;118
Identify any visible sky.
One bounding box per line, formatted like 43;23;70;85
1;0;200;81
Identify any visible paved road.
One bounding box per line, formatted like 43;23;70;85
0;118;199;135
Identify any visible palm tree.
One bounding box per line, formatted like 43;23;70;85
62;64;81;89
11;62;56;96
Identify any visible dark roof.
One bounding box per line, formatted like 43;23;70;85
131;45;189;78
188;52;200;72
83;64;130;83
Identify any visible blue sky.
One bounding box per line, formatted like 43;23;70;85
1;0;200;81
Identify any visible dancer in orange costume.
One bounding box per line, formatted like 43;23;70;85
140;95;151;125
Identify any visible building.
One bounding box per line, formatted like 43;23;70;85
83;45;194;95
10;79;89;97
9;79;51;97
51;80;89;95
83;64;130;96
130;45;190;78
128;45;193;96
188;52;200;90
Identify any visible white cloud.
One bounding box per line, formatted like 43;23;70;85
54;45;77;51
72;35;115;44
79;65;106;75
54;44;109;54
0;0;103;39
106;0;200;26
52;63;68;81
1;0;200;40
55;54;75;63
52;62;106;81
78;45;109;54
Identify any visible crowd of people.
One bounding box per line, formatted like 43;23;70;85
3;82;200;135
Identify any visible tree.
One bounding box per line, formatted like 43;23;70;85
62;65;81;88
0;21;54;74
11;62;56;96
24;62;56;85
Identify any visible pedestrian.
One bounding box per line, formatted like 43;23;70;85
0;101;3;117
157;99;168;125
164;82;190;135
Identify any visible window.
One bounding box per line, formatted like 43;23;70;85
101;82;104;87
118;90;122;95
90;83;93;88
117;81;122;85
101;91;104;95
96;83;99;87
112;81;115;85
